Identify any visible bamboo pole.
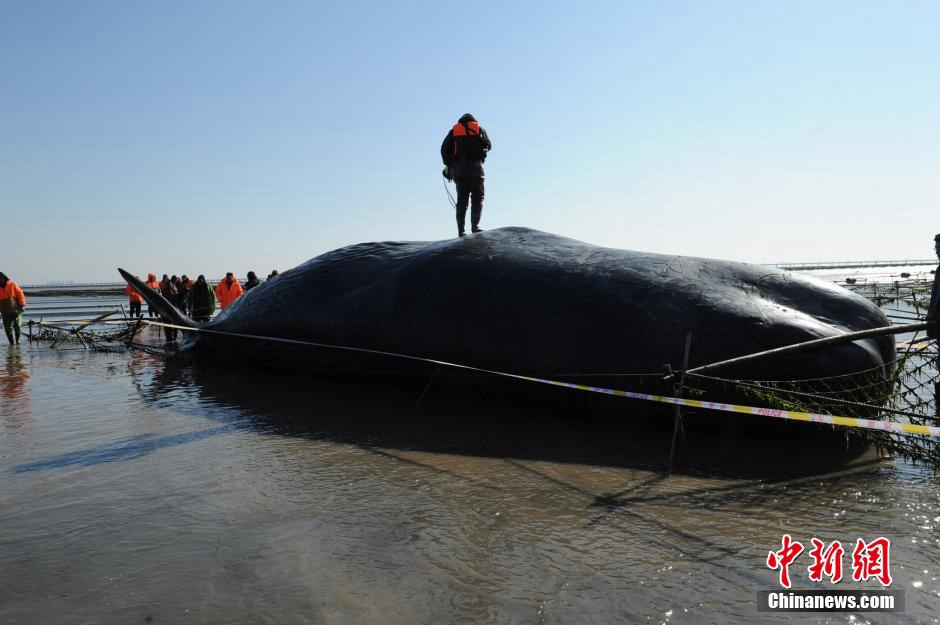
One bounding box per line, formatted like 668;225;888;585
667;331;693;474
676;322;930;379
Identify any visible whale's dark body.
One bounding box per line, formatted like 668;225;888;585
121;227;893;411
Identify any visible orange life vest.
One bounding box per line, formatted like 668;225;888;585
0;281;26;309
452;120;483;160
452;120;480;137
125;284;144;303
215;279;244;310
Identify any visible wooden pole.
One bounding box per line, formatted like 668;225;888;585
668;331;693;473
412;368;440;416
676;322;928;380
74;309;119;333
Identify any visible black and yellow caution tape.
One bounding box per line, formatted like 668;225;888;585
118;319;940;439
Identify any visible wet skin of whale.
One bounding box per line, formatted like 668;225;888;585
120;227;893;409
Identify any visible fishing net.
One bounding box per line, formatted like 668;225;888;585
683;278;939;468
28;319;139;351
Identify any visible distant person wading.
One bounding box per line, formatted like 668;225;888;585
125;279;144;318
441;113;492;237
0;273;27;345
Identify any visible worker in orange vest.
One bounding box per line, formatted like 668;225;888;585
125;280;144;318
440;113;492;237
215;273;244;310
144;273;160;318
0;272;27;345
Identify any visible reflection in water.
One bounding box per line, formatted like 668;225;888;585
10;425;236;473
1;346;31;426
142;356;875;480
1;346;937;625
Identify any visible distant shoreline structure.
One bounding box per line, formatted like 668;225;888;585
22;283;125;297
772;259;935;271
20;259;938;295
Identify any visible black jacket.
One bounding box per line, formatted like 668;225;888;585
189;280;215;318
175;285;190;311
441;114;491;180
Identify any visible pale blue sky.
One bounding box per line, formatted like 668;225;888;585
2;1;938;283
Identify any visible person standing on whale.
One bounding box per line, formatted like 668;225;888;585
441;113;491;237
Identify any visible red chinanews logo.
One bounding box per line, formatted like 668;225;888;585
766;535;892;589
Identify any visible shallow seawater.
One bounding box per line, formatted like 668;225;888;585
1;333;939;625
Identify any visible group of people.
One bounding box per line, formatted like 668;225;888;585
126;269;279;341
127;270;278;318
0;269;281;347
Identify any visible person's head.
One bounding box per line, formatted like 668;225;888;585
225;272;234;284
197;274;206;283
269;269;278;278
162;274;169;281
181;274;188;283
0;272;7;287
171;275;178;283
148;273;156;282
458;113;476;123
247;271;257;281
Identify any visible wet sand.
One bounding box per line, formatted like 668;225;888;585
1;333;938;624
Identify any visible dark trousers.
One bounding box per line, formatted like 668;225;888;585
2;312;20;345
192;304;212;323
129;300;142;318
455;177;484;233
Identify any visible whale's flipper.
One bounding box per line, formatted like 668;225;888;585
118;268;197;329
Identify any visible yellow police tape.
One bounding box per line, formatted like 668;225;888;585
504;375;940;438
135;319;940;439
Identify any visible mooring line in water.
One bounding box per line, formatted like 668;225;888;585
131;319;940;439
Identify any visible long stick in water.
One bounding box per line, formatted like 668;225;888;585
74;310;121;333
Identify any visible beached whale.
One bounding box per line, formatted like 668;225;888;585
120;227;893;404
